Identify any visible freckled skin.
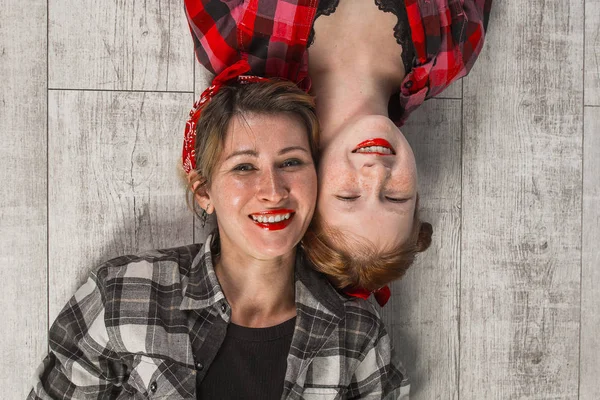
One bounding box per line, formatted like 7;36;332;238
317;115;417;249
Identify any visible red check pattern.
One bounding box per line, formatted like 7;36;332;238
398;0;492;124
185;0;315;91
184;0;492;125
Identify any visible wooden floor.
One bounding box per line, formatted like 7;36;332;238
1;0;598;398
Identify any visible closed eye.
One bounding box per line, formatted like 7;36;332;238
335;195;360;202
385;196;409;203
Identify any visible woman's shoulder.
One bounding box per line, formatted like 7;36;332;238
91;243;206;285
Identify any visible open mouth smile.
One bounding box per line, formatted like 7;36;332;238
352;138;396;155
249;209;295;231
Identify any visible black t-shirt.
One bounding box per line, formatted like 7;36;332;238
197;317;296;400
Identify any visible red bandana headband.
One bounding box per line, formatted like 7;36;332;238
182;58;269;174
345;285;391;307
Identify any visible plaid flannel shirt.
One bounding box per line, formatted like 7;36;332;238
184;0;491;125
29;234;409;399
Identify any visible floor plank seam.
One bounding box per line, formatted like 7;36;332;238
47;88;195;94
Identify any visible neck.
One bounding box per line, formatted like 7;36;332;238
310;63;400;146
215;241;296;328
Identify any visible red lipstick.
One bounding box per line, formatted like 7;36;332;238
353;138;396;155
249;209;295;231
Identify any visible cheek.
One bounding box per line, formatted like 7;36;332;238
291;169;318;201
318;161;356;193
393;161;418;190
210;177;256;210
319;156;346;181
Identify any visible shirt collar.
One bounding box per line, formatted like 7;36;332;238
294;249;346;320
179;233;225;311
179;233;346;321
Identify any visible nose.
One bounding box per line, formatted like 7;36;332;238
257;167;289;203
359;161;389;193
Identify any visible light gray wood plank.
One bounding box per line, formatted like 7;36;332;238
580;106;600;399
379;98;461;400
49;0;194;91
194;63;214;98
437;80;462;99
586;0;600;105
48;90;194;321
0;1;48;397
460;1;583;398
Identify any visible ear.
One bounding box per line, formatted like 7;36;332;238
416;222;433;253
188;170;214;214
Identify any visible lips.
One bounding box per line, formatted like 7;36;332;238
249;209;295;231
353;138;396;155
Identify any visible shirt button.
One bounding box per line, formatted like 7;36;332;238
150;381;157;393
196;361;204;371
220;304;227;313
404;80;413;89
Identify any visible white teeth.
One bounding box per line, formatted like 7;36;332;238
355;146;393;155
251;213;292;224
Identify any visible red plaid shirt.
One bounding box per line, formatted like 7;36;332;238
184;0;492;125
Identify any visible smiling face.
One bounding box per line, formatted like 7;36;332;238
317;115;418;251
202;112;317;261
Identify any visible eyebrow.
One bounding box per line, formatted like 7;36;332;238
279;146;310;155
225;149;258;161
224;146;309;161
332;196;413;215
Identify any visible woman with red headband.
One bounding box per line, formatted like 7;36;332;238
184;0;491;304
29;76;409;398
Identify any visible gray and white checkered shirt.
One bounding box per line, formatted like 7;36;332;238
29;234;410;399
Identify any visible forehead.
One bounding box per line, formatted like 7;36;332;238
222;112;308;152
318;198;417;249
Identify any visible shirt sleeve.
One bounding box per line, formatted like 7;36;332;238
346;321;410;399
183;0;243;75
28;271;126;399
459;0;493;73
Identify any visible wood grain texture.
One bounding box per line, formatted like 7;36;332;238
48;90;194;321
460;1;583;398
48;0;194;91
580;106;600;399
0;1;48;397
437;80;462;99
194;63;214;99
379;98;462;400
585;0;600;105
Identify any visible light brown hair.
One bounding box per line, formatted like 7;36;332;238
301;196;433;291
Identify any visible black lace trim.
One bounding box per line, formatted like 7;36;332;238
307;0;340;47
308;0;414;74
374;0;414;74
